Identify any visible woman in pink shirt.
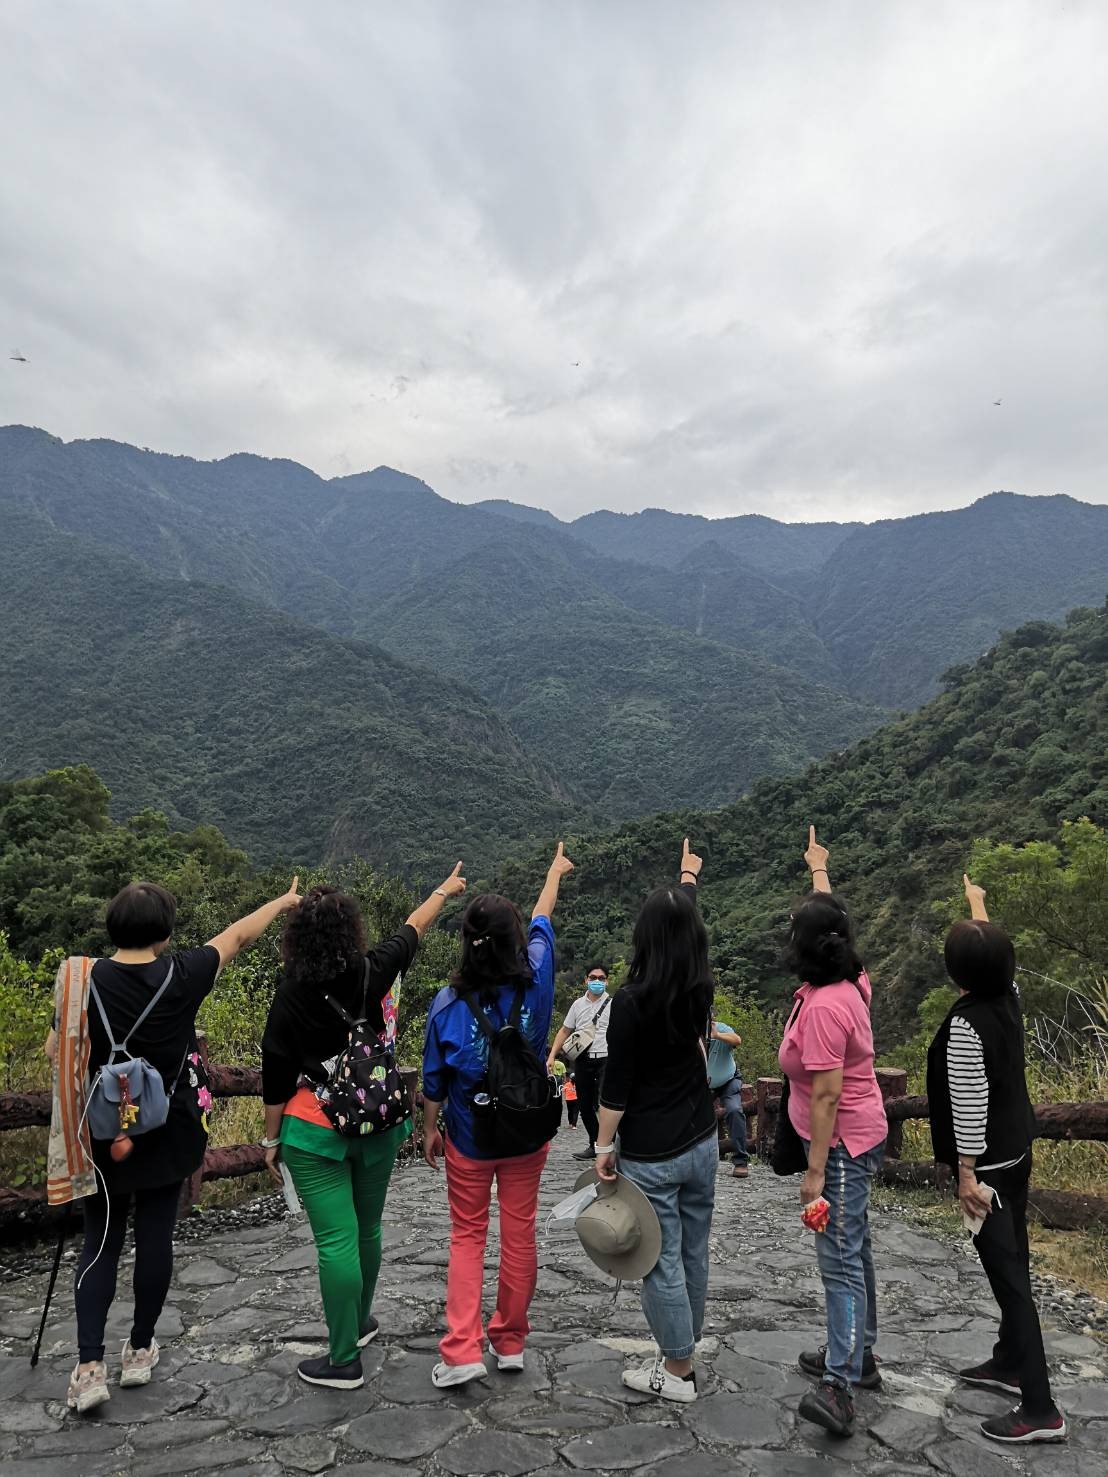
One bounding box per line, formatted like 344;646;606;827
778;827;887;1440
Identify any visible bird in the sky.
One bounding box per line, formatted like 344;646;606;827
993;398;1002;406
10;350;27;363
571;361;580;367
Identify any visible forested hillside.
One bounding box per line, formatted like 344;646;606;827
477;498;856;576
370;539;881;813
491;601;1108;1047
812;492;1108;707
0;507;575;871
480;489;1108;708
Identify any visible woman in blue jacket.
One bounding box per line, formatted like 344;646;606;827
422;843;574;1389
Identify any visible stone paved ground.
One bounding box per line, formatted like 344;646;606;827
1;1129;1106;1477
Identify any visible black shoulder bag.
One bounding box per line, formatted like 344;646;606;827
772;996;809;1176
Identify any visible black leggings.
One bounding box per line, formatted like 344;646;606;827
574;1056;604;1147
75;1179;182;1362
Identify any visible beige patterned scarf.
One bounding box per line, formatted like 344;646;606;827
46;955;98;1206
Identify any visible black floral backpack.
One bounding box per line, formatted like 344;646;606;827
316;962;411;1137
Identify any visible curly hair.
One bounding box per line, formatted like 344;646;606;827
451;893;531;1005
282;885;367;990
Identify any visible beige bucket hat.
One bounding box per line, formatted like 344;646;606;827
572;1166;662;1280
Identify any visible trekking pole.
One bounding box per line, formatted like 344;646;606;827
30;1223;67;1367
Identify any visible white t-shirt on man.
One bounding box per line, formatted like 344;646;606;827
563;991;612;1058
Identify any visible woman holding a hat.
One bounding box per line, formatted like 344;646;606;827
592;838;717;1404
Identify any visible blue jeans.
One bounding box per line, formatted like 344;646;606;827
805;1137;885;1387
715;1076;748;1165
619;1133;718;1359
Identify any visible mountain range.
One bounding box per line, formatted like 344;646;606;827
492;599;1108;1046
3;423;1108;871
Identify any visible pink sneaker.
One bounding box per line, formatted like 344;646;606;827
120;1338;160;1387
67;1361;110;1413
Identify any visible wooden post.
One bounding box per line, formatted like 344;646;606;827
178;1031;211;1218
876;1067;908;1160
756;1077;783;1161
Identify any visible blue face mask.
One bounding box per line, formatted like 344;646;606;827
587;979;606;995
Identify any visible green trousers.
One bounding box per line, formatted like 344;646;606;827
282;1132;402;1365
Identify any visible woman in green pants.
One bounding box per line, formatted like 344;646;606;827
261;866;467;1389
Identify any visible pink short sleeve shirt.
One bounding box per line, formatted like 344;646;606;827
777;971;887;1158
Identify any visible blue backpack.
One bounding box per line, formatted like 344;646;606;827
85;961;183;1142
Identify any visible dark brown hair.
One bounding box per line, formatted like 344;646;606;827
626;885;713;1044
105;882;177;948
944;920;1016;999
451;893;531;1005
282;885;366;990
785;891;864;987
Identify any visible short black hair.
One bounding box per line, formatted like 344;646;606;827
944;921;1015;999
785;891;863;987
105;881;177;948
586;963;608;977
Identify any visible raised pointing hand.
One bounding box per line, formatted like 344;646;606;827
549;841;575;877
804;826;829;874
963;873;986;907
280;875;302;912
439;861;467;899
681;837;703;879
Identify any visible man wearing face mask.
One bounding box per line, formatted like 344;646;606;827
547;966;612;1161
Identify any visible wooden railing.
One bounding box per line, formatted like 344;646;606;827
753;1071;1108;1231
3;1054;1104;1233
0;1036;420;1232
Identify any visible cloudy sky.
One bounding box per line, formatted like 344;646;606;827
1;2;1105;521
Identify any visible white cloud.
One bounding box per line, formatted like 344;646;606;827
1;0;1105;521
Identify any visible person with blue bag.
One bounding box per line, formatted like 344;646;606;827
46;877;301;1413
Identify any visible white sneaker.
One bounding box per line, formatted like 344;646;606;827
120;1338;160;1387
66;1361;110;1413
491;1347;525;1372
432;1360;488;1388
622;1356;698;1403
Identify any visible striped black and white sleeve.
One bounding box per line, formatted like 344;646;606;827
947;1015;987;1156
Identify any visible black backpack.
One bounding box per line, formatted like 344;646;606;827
317;962;412;1139
464;986;562;1156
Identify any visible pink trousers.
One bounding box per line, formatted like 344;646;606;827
440;1138;549;1366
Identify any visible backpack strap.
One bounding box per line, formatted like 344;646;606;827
89;959;176;1062
464;984;526;1039
463;993;499;1042
323;959;371;1029
592;994;611;1024
507;984;526;1029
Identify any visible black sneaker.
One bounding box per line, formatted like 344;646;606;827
798;1345;882;1391
572;1146;596;1160
296;1355;364;1390
958;1359;1021;1396
798;1380;855;1438
357;1316;379;1349
980;1404;1067;1444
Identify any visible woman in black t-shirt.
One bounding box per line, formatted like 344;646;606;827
260;865;467;1392
595;838;717;1406
49;876;301;1415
